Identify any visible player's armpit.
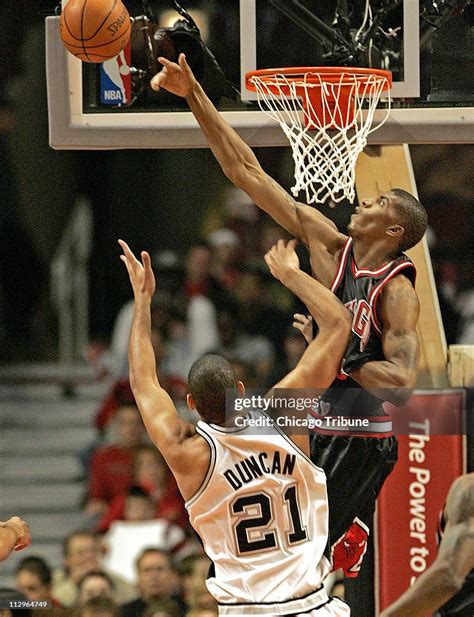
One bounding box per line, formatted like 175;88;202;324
295;202;346;253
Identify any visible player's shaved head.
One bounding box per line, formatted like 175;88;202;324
390;188;428;252
188;354;237;423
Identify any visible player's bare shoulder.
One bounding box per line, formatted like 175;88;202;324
380;273;420;318
170;426;212;501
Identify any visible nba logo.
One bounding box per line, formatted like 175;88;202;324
100;40;131;106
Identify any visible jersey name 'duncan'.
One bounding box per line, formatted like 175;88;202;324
223;451;296;491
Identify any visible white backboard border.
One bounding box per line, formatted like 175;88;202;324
46;17;474;150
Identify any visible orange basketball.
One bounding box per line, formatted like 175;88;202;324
60;0;131;63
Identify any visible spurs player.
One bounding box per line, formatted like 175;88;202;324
120;238;351;616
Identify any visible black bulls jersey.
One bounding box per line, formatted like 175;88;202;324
316;238;417;425
331;237;416;376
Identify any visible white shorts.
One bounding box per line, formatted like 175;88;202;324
296;597;351;616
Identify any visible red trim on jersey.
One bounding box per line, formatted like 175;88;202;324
351;256;395;279
308;411;393;437
309;411;392;422
330;237;353;293
312;427;394;438
368;261;417;336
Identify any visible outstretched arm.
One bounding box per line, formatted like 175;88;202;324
264;240;350;455
380;475;474;617
151;55;345;256
118;240;196;473
350;275;420;405
265;240;351;390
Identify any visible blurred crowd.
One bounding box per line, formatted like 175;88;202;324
88;189;308;387
9;546;220;617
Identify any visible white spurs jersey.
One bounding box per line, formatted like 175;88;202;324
186;411;331;616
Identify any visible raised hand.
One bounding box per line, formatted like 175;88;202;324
293;313;314;344
264;239;300;285
118;239;156;301
150;53;197;98
2;516;31;552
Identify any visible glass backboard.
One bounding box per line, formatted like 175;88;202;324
47;0;474;149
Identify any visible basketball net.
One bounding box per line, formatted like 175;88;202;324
246;68;392;204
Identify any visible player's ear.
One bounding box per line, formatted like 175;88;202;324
237;381;245;397
386;224;404;239
186;393;196;411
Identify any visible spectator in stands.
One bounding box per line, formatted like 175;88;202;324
78;380;135;482
220;187;259;258
177;554;218;615
216;304;274;380
15;556;60;607
97;446;186;533
120;486;156;522
86;248;181;381
207;228;241;290
52;530;137;607
142;597;181;617
160;295;219;385
0;516;31;561
178;243;234;316
86;300;134;380
234;265;292;351
80;596;120;617
93;380;135;439
120;549;185;617
81;296;173;483
77;571;115;606
227;359;259;389
182;244;213;300
263;322;309;387
86;403;147;517
150;250;184;299
102;493;186;585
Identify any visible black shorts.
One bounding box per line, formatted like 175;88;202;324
310;434;398;543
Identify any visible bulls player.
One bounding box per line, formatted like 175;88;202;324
120;237;352;616
381;472;474;617
150;54;427;599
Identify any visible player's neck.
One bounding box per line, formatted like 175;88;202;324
352;238;398;271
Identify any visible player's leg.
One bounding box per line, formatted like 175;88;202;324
311;434;398;545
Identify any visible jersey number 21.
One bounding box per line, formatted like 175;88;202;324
231;485;307;554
